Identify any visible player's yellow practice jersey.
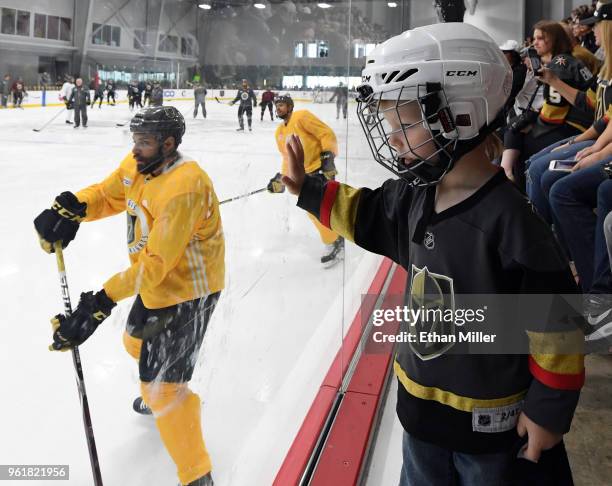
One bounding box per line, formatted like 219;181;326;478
276;110;338;175
76;152;225;309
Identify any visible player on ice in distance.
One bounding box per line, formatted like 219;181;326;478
33;106;224;486
268;94;344;266
282;23;585;484
329;81;348;120
230;78;257;131
60;75;75;124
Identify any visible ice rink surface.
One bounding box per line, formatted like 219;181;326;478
0;98;391;485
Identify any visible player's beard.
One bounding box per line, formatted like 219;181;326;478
135;145;166;175
276;108;290;120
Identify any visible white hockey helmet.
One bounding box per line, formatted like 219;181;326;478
357;22;512;186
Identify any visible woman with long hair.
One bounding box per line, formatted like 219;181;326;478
500;21;595;187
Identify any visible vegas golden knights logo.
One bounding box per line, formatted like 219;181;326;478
408;265;456;360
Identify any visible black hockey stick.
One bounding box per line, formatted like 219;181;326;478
32;107;67;132
219;187;266;205
52;242;103;486
215;96;234;105
115;117;132;127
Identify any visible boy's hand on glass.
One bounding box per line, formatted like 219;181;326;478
282;134;306;195
516;412;562;463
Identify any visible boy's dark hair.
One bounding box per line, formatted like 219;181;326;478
534;20;574;56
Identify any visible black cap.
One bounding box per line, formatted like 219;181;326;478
580;1;612;25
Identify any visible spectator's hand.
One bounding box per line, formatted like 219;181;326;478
535;67;558;86
501;159;516;182
282;134;306;195
576;145;597;161
516;412;562;463
572;151;606;171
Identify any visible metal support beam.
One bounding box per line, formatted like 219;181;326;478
72;0;94;77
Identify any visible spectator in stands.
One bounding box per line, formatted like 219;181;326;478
525;1;612;225
39;71;50;92
561;21;602;75
500;40;527;117
500;21;594;187
572;4;599;53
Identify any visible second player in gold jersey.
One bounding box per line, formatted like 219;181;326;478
268;94;345;266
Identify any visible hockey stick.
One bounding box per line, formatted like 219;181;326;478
215;96;234;105
115;117;132;127
52;242;104;486
219;187;266;205
32;107;66;132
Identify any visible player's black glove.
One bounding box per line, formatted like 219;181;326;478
320;151;338;179
34;191;87;253
50;289;116;351
509;110;539;134
267;172;285;193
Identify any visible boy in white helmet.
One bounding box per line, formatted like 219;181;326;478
283;23;584;484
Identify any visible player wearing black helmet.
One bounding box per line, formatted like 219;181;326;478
33;106;224;486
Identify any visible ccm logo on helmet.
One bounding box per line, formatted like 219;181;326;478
446;70;478;77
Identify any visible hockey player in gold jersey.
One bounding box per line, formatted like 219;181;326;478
268;94;344;265
33;106;224;486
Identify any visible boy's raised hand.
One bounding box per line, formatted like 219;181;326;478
281;134;306;195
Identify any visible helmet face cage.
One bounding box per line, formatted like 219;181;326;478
356;84;460;187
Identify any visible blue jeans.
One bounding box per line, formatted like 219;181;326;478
398;431;573;486
549;162;612;292
399;432;515;486
525;138;595;224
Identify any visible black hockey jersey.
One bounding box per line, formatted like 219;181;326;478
232;88;257;108
576;75;612;135
539;54;594;131
127;84;140;99
297;170;584;453
329;86;348;103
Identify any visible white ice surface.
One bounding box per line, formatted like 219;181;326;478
0;99;391;486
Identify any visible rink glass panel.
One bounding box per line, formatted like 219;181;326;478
0;1;407;484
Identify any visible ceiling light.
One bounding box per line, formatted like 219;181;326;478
317;3;332;9
198;3;211;10
388;2;398;7
254;3;266;8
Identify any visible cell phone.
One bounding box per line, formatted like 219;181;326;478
527;47;542;75
549;159;577;172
